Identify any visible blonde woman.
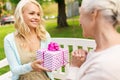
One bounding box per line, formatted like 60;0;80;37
4;0;54;80
66;0;120;80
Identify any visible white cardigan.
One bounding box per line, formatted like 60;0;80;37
4;32;54;80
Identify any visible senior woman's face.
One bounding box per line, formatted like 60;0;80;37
79;8;94;38
22;2;40;29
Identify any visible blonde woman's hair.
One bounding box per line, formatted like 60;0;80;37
81;0;120;26
14;0;46;41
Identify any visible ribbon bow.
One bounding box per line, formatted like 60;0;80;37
48;42;60;51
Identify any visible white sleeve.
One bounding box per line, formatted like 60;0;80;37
66;66;79;80
66;64;114;80
4;35;33;75
80;66;114;80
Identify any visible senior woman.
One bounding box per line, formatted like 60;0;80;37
66;0;120;80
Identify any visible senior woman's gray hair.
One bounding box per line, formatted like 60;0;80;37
81;0;120;26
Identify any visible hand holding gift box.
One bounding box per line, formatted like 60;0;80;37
36;42;69;71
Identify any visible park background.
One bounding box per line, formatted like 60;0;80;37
1;0;120;79
0;0;83;77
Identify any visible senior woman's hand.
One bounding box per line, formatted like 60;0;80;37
71;49;87;68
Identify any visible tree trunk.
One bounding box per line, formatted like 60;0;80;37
57;0;68;28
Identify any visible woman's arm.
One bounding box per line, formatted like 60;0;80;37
4;34;33;75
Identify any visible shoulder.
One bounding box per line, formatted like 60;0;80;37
4;32;14;41
86;48;120;75
45;31;51;42
40;32;51;48
46;31;51;38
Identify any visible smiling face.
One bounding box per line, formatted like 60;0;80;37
22;2;40;29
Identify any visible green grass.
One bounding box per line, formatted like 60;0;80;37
0;66;10;75
0;24;15;60
45;19;83;38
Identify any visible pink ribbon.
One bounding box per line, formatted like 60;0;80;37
48;42;60;51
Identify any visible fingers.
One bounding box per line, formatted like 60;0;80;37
72;49;87;59
38;65;51;72
31;59;51;72
36;59;44;64
70;49;87;67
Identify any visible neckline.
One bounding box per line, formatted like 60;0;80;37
92;44;120;54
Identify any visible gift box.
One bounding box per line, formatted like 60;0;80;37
36;42;69;71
